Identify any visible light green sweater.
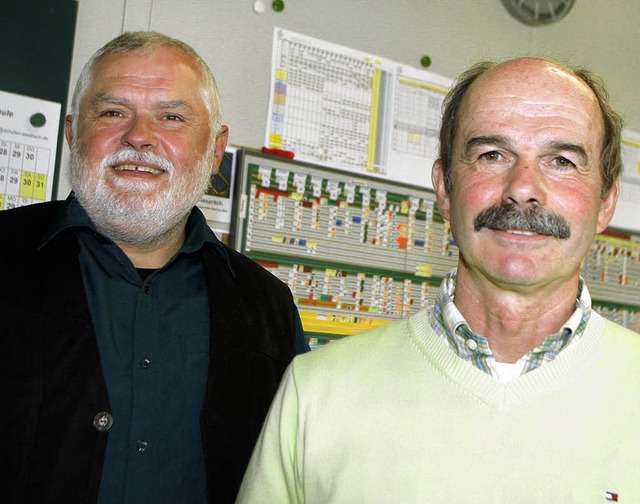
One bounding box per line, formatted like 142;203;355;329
237;309;640;503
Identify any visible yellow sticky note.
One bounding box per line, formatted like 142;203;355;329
408;133;422;144
269;134;282;147
416;263;433;277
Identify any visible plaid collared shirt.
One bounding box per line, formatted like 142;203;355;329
428;269;591;378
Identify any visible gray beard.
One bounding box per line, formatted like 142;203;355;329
69;143;214;246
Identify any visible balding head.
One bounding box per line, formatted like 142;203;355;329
437;57;622;198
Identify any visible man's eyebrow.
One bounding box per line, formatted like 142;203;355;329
90;92;129;108
89;94;195;113
463;135;511;157
544;141;589;164
156;99;193;111
463;136;590;164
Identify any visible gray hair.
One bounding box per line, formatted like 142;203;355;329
70;31;223;138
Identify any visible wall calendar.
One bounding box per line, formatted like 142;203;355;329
0;90;61;210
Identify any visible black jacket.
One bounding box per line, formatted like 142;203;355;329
0;200;299;503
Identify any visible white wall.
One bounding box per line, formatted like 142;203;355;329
57;0;640;198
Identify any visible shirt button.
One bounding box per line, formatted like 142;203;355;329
466;339;478;351
137;440;149;452
143;285;150;294
93;232;109;244
140;358;151;369
92;411;113;431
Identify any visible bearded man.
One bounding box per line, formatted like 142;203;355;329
0;31;307;504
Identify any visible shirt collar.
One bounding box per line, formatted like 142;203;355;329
431;268;591;376
41;193;233;275
39;194;94;249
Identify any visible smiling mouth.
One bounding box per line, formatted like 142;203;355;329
112;164;164;175
503;229;538;236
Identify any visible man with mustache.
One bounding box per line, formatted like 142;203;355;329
237;58;640;503
0;32;307;503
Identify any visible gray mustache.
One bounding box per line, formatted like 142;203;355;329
101;148;175;174
473;204;571;239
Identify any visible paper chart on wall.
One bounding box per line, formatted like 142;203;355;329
265;28;451;190
612;130;640;233
0;90;61;211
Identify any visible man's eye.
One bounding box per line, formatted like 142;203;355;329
554;156;575;169
101;110;123;118
164;114;183;121
479;151;502;162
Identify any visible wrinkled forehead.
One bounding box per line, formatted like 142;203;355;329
80;47;210;119
92;46;203;84
462;59;602;122
456;59;605;148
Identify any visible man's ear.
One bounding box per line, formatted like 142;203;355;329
64;115;74;147
596;180;620;233
431;159;451;221
210;126;229;176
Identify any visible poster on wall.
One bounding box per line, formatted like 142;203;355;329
198;146;238;237
0;90;61;211
265;28;451;189
611;131;640;233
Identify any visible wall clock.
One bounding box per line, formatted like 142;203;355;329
500;0;576;26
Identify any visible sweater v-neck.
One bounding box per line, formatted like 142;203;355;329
408;308;606;411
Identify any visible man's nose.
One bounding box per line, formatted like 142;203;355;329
121;115;157;151
502;157;547;207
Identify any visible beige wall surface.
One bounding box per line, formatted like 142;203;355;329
57;0;640;198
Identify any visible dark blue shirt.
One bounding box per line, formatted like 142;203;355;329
47;196;308;503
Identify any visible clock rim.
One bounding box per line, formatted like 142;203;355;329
500;0;576;26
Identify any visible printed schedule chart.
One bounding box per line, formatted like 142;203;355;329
266;28;451;189
0;90;61;210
